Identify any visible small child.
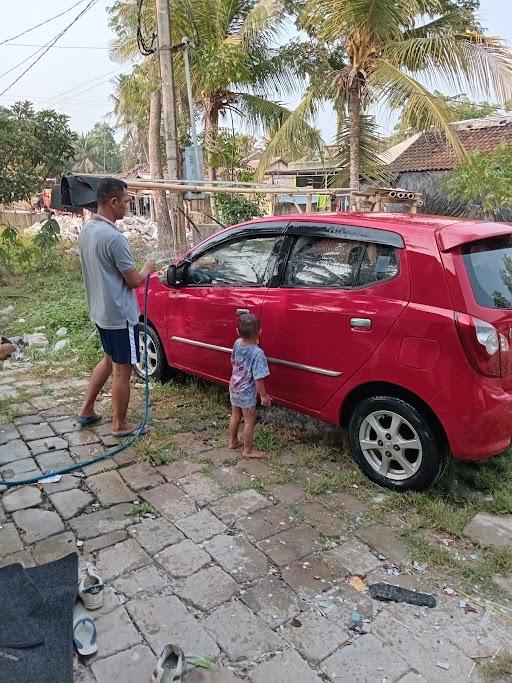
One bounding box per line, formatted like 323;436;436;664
229;313;271;458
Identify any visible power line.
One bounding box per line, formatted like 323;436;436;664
44;68;122;102
137;0;156;56
0;0;99;97
0;0;89;45
1;42;108;50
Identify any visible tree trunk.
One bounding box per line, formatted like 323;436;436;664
149;90;173;252
204;99;219;216
348;81;361;201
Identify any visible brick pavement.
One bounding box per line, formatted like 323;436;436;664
0;363;510;682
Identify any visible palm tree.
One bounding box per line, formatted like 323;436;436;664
108;0;322;182
72;134;99;173
277;0;512;190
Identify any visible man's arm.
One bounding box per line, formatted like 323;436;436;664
110;234;156;289
121;261;157;289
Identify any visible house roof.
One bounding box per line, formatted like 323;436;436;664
387;116;512;173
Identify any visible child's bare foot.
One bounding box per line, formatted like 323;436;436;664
243;449;265;459
229;441;243;449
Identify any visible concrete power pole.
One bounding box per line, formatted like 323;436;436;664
155;0;185;250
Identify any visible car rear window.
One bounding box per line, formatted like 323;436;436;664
463;237;512;308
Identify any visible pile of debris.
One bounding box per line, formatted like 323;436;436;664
25;214;158;243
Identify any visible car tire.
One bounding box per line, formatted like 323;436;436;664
348;396;448;491
134;324;168;382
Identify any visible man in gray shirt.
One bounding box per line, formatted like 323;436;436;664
77;178;156;436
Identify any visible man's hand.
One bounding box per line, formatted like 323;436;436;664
141;259;157;277
260;394;272;407
122;260;158;289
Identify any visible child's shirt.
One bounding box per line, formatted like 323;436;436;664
229;338;269;408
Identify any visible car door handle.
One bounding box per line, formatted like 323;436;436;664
236;308;250;316
350;317;372;330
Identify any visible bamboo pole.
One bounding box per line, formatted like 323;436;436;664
124;178;352;195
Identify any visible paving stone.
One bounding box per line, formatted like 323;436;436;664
2;485;42;512
257;525;320;567
96;538;152;581
157;459;202;481
13;508;64;543
172;432;215;455
204;600;282;662
17;422;54;441
399;675;428;683
114;447;138;467
154;416;182;432
0;439;30;465
237;458;272;478
372;605;477;680
0;457;41;478
140;483;197;521
0;550;35;568
200;447;238;465
179;566;238;611
241;575;304;628
127;594;219;657
94;606;141;660
128;517;184;554
28;436;68;455
249;649;321;683
32;531;76;564
177;472;225;506
113;565;171;599
0;424;18;445
311;583;376;627
463;513;512;548
14;414;44;426
63;429;100;447
83;530;127;554
30;396;60;411
235;503;297;542
209;489;271;524
0;385;18;399
155;539;210;578
49;418;82;434
270;484;305;504
10;402;35;417
210;466;252;489
205;534;268;583
183;667;239;683
36;449;74;472
49;488;94;520
282;553;339;599
119;462;164;490
40;405;73;418
0;522;23;558
323;633;409;682
300;502;346;537
69;504;137;540
39;473;81;493
495;575;512;597
324;492;369;518
175;509;227;543
283;609;348;664
71;443;105;462
87;585;124;617
356;524;411;566
82;457;118;475
87;470;135;505
326;540;382;576
91;644;154;683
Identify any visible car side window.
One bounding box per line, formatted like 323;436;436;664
186;236;279;287
356;243;399;286
283;236;363;288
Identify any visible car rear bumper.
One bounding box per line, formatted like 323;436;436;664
431;370;512;460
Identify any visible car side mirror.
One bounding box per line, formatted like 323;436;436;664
166;265;177;286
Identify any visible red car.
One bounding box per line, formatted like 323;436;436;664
136;213;512;491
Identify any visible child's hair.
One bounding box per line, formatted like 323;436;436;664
237;312;261;339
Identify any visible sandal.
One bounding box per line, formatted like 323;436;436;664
150;644;185;683
73;615;98;656
76;415;101;428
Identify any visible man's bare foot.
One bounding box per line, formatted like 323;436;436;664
112;420;141;436
229;441;243;449
243;449;265;459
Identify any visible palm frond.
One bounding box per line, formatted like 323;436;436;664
330;114;389;185
370;59;466;159
235;0;285;45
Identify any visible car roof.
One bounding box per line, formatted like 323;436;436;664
246;212;512;251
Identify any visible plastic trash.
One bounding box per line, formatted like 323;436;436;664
368;582;436;608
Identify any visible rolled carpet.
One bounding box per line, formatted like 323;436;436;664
0;553;78;683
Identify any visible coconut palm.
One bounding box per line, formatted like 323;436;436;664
108;0;322;182
72;134;99;173
276;0;512;190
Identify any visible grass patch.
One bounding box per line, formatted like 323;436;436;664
481;652;512;681
254;425;289;454
133;502;154;517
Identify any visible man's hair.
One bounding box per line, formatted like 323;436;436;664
237;312;261;339
96;178;127;204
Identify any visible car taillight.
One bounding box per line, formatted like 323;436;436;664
455;313;510;377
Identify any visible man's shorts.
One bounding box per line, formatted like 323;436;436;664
96;323;140;365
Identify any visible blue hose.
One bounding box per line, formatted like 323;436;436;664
0;276;152;488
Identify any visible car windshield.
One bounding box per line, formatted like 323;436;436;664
463;236;512;309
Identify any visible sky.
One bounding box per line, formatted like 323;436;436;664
0;0;509;143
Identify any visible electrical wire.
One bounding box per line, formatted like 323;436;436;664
43;69;122;103
137;0;156;56
1;42;108;50
0;0;88;45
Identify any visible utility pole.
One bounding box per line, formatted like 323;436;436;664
181;37;202;181
155;0;185;250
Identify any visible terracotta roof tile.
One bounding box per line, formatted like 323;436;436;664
389;120;512;173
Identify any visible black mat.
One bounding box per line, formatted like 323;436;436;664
0;562;45;648
0;553;78;683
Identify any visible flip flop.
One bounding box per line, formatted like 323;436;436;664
76;415;101;428
150;644;185;683
73;615;98;656
111;424;150;438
